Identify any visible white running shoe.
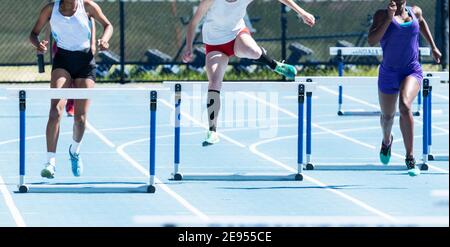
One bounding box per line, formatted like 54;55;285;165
41;163;55;179
202;131;220;147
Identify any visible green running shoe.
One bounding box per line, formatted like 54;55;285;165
379;135;393;165
202;131;220;147
274;61;297;80
406;157;421;177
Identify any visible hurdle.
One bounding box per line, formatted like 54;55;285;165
163;81;316;182
421;76;449;163
295;77;440;171
5;87;167;193
330;47;432;116
296;76;439;117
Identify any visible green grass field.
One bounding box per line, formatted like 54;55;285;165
0;64;443;83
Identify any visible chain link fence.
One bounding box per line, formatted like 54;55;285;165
0;0;447;83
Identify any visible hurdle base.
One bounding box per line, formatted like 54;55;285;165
427;155;449;162
169;173;301;181
295;174;304;181
18;185;29;193
419;163;429;171
303;165;409;171
337;111;420;117
15;183;153;193
172;173;184;181
147;185;156;193
305;163;315;170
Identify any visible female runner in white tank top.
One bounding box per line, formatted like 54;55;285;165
182;0;316;146
30;0;113;179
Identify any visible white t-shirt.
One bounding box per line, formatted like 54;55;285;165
202;0;253;45
50;0;92;51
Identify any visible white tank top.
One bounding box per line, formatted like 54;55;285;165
50;0;92;51
202;0;253;45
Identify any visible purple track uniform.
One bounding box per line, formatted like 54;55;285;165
378;6;423;94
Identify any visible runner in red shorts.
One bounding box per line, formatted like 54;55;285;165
182;0;316;146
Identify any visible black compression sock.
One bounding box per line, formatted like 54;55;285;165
207;90;221;132
254;47;278;70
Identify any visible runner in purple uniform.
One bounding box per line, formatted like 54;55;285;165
368;0;442;176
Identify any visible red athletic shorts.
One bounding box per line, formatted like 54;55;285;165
205;28;251;57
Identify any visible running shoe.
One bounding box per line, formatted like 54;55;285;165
69;145;83;177
379;135;393;165
202;131;220;147
406;157;421;177
274;61;297;80
41;163;55;179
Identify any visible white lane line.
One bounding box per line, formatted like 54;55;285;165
115;139;209;221
159;98;246;148
319;85;449;134
247;136;398;222
83;120;210;221
133;216;449;227
240;92;375;149
240;90;448;171
433;93;449;101
306;87;449;173
431;190;449;198
164;91;398;222
392;132;449;144
86;121;116;148
0;176;26;227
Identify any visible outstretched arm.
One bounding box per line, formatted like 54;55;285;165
183;0;213;63
85;0;113;51
278;0;315;27
412;5;441;63
30;3;53;53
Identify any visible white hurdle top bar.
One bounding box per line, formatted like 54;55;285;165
330;47;431;56
163;81;316;92
5;87;169;100
296;76;441;85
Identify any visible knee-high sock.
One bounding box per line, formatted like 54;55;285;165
254;46;277;70
207;90;221;132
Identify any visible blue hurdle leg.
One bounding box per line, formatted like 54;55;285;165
428;86;433;160
306;91;314;170
173;84;183;180
297;84;305;181
421;79;430;170
19;91;28;193
148;91;157;193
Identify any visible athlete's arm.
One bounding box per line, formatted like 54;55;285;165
182;0;213;63
30;3;53;53
85;0;113;51
90;17;97;55
368;7;395;47
278;0;315;27
412;5;441;63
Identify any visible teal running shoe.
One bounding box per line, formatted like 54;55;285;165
41;163;55;179
274;61;297;80
202;131;220;147
69;145;83;177
379;135;393;165
406;157;420;177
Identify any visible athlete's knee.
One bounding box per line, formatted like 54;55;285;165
247;46;263;59
74;114;87;126
381;112;396;123
49;105;64;121
399;99;412;115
